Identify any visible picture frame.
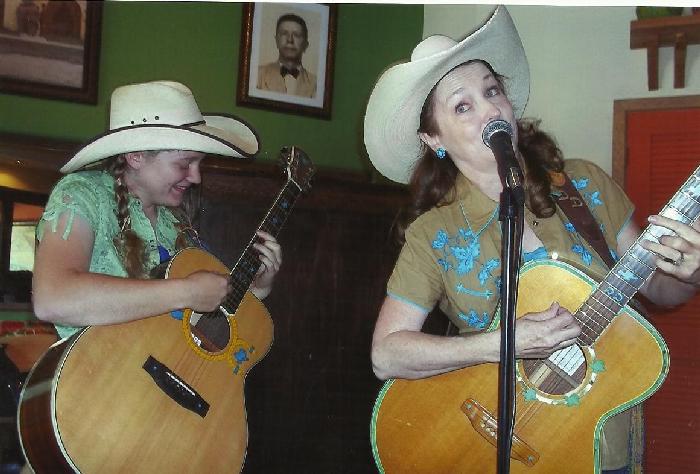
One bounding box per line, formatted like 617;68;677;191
237;2;337;119
0;0;103;104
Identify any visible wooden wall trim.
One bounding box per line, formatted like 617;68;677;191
612;95;700;187
0;132;78;170
0;133;409;214
202;156;408;214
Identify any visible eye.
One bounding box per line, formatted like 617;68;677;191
455;102;471;114
486;86;501;98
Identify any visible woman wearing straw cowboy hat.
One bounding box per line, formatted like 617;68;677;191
366;6;700;473
32;80;282;340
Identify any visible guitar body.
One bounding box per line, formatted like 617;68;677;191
371;259;669;473
18;247;273;473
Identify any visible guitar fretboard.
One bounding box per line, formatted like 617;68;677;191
223;181;302;311
575;166;700;346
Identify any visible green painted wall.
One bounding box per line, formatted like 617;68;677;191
0;1;423;174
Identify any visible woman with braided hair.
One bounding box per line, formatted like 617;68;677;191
32;80;283;340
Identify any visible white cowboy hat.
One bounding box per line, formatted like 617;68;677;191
363;5;529;184
60;80;260;173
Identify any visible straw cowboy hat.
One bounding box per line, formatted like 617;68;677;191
363;5;529;184
61;80;260;173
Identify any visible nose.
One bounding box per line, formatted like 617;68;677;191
188;163;201;184
482;99;501;122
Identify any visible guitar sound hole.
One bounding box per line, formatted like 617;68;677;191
521;345;587;396
188;309;231;353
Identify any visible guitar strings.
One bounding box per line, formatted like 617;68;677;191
503;171;700;432
224;183;300;312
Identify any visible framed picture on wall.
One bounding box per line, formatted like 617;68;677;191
0;0;102;104
237;2;337;119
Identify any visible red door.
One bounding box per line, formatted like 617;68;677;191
625;107;700;472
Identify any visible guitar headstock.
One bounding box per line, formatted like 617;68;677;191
279;146;315;193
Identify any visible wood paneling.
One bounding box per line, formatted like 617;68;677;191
197;158;428;472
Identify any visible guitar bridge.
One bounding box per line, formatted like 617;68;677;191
462;398;539;467
143;355;209;417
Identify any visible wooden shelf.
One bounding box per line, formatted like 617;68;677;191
630;15;700;90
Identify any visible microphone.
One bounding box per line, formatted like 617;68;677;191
482;119;523;192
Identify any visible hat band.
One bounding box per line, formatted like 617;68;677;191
113;119;207;132
183;120;206;127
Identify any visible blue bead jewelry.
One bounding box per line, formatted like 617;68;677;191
436;147;446;160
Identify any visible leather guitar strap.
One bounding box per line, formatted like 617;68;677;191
553;173;617;269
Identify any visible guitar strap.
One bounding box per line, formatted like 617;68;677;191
551;172;617;270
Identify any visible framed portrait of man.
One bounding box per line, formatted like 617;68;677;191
0;0;102;104
237;3;337;119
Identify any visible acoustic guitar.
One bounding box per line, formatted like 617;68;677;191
371;164;700;473
18;146;314;473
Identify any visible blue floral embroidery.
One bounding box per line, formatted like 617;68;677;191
523;247;548;263
572;244;593;265
458;310;490;329
478;258;499;285
456;284;493;299
432;230;449;249
431;226;500;300
572;174;604;211
565;222;576;233
452;241;480;276
572;177;589;190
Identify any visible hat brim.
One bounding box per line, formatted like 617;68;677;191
60;114;259;173
364;6;529;184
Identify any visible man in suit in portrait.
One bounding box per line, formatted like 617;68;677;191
257;13;317;98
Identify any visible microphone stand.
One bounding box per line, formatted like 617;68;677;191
496;173;525;474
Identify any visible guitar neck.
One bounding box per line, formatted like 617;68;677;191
575;166;700;345
225;181;302;306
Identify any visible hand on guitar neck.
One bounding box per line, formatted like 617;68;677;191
248;230;283;300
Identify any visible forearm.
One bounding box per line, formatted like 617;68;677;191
371;329;500;380
33;271;191;327
641;271;697;308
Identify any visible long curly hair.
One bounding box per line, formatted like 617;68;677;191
396;60;564;244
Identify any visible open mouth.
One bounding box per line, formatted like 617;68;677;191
173;184;189;195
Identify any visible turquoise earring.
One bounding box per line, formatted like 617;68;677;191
436;147;446;160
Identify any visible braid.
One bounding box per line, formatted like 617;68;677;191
108;155;147;278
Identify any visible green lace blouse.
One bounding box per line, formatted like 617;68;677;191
36;170;181;339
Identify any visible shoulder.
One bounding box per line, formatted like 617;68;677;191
405;203;460;242
564;158;611;182
563;158;629;195
50;171;112;199
258;62;279;73
302;67;317;82
39;171;114;239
